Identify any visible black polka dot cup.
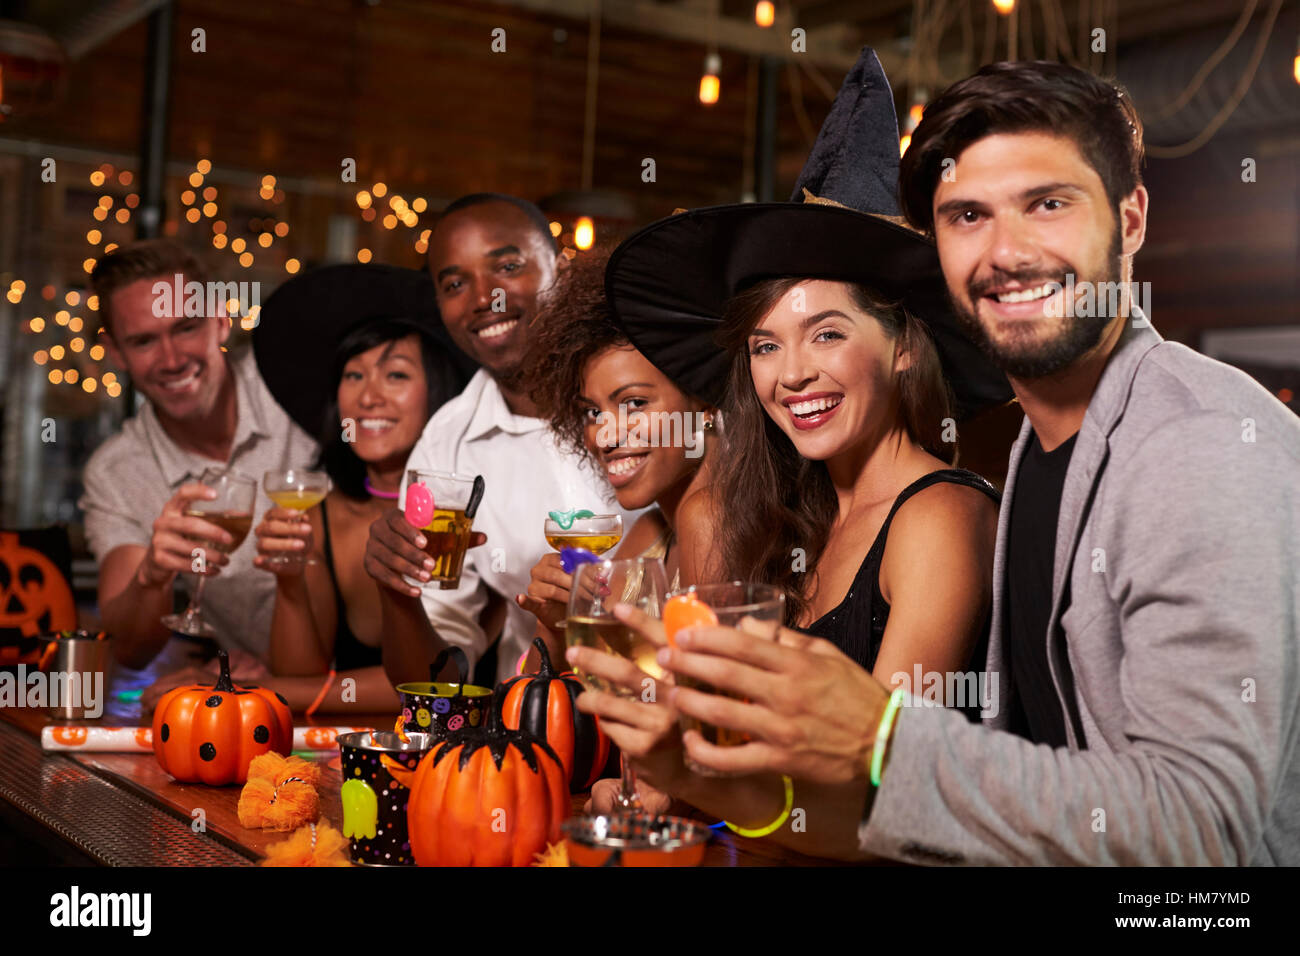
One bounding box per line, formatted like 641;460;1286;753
395;682;493;739
338;731;436;866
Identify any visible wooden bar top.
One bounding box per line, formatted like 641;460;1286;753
0;701;848;867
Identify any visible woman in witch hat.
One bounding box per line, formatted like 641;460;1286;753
576;49;1013;823
515;243;721;670
247;264;477;713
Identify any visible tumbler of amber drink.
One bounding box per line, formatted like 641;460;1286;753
665;582;785;776
403;471;477;590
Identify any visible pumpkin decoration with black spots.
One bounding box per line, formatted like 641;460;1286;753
500;637;610;792
152;650;293;785
382;689;567;867
0;531;76;666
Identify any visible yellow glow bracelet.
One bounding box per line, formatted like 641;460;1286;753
725;775;794;838
870;687;906;787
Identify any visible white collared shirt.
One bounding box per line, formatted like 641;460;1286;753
403;369;644;683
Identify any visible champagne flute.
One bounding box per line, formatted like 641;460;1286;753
161;468;257;638
263;468;331;566
566;557;670;811
544;513;623;555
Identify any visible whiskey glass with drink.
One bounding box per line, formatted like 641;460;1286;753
664;582;785;776
402;470;483;590
566;557;671;810
161;468;258;638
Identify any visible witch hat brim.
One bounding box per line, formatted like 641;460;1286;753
604;46;1011;419
253;263;478;438
605;202;1011;418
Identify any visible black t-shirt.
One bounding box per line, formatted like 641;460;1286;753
1005;431;1077;747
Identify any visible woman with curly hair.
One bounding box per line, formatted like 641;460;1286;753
514;246;720;668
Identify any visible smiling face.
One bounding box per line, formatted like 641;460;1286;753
932;131;1140;379
336;334;429;472
747;281;905;463
580;345;708;510
428;201;559;380
103;275;231;424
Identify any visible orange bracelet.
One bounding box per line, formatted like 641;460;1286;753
305;669;337;719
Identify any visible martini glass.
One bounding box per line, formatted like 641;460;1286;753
544;513;623;556
263;468;330;566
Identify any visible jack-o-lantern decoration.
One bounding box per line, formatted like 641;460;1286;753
0;532;75;666
500;637;610;792
382;690;567;867
152;650;292;785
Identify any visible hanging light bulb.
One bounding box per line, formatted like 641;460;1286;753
755;2;775;28
574;216;595;250
992;0;1015;14
900;91;927;157
699;52;721;106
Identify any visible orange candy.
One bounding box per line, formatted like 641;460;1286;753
663;593;718;647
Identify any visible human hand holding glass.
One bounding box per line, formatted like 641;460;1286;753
161;468;257;638
629;607;889;785
566;557;670;811
257;468;330;570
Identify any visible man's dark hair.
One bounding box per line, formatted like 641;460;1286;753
89;239;208;339
899;61;1144;233
439;192;559;253
315;317;467;500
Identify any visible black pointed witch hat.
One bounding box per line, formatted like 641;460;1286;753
605;48;1011;419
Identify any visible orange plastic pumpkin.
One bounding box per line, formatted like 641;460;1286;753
152;650;292;785
384;691;567;867
500;637;610;792
0;532;76;666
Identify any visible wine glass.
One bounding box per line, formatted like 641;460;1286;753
161;468;257;638
262;468;331;566
544;513;623;556
566;557;670;811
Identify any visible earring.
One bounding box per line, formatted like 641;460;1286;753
702;417;715;431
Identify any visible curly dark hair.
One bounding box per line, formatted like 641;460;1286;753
524;246;629;466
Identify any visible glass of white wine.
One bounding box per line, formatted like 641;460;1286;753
162;468;257;638
262;468;331;567
566;557;670;811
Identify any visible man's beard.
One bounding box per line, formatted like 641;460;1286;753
949;225;1123;379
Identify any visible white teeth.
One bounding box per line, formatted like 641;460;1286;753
995;283;1055;304
607;454;647;477
161;370;199;390
790;396;842;416
359;419;394;431
476;319;518;340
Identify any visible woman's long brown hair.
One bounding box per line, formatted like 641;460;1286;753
713;278;953;626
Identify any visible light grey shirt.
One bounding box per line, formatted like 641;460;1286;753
859;312;1300;865
79;349;318;661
